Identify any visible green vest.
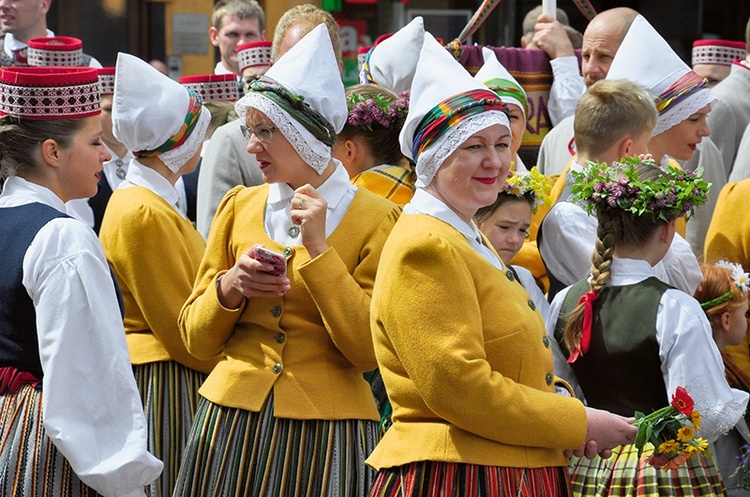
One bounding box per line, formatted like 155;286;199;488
554;277;670;417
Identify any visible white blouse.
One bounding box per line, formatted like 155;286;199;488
0;177;162;496
546;257;749;442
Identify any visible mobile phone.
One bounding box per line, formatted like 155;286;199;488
252;245;287;276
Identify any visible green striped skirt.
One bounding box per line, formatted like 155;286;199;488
369;461;571;496
569;443;726;496
133;361;207;497
0;384;101;496
172;392;379;497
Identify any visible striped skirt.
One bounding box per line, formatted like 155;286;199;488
369;461;571;497
0;384;101;496
133;361;207;497
172;392;379;497
569;443;726;496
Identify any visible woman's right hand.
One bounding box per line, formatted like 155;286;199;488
217;247;291;309
565;407;637;459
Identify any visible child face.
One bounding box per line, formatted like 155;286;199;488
478;197;532;264
726;298;749;347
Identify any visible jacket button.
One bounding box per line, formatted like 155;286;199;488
272;363;282;374
275;332;285;344
545;373;553;385
543;335;550;348
506;269;515;281
528;299;536;311
271;306;282;318
283;247;293;258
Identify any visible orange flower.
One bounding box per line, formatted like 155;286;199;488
663;453;688;470
671;386;694;415
646;453;669;468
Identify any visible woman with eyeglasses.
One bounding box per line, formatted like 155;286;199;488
172;25;400;497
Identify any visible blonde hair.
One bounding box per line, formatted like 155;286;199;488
563;162;667;355
271;4;342;68
574;79;657;158
212;0;265;31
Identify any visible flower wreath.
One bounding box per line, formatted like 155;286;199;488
502;166;552;213
700;260;750;310
346;90;409;131
570;156;710;223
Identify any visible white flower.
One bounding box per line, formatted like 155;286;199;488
717;260;750;293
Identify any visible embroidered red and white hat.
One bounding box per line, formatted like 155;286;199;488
0;66;100;119
237;40;272;73
27;36;84;67
179;73;239;102
692;39;746;67
97;67;115;95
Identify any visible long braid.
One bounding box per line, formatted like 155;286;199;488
563;216;616;357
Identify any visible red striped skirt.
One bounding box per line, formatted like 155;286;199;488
369;461;571;497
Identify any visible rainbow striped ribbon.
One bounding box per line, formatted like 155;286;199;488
654;71;708;115
134;90;203;158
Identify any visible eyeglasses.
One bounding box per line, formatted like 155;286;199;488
240;124;276;143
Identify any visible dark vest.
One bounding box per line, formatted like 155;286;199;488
182;159;201;223
553;277;670;417
0;203;67;379
88;173;113;234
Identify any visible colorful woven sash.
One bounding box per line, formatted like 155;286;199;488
134;90;203;158
249;77;337;147
482;77;529;117
360;47;375;85
654;71;708;115
411;89;508;160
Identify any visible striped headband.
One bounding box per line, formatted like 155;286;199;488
249;77;337;147
134;90;203;158
654;71;708;115
482;77;528;117
360;46;375;85
412;89;508;160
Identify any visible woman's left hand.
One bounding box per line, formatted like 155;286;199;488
291;184;329;259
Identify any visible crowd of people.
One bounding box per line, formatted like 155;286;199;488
2;0;750;496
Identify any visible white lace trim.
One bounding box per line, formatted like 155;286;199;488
652;88;716;137
415;111;510;187
684;377;749;443
160;105;211;173
237;93;330;174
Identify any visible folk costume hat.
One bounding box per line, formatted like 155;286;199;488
0;66;100;119
360;17;425;94
112;52;211;173
606;15;716;137
27;36;83;67
692;39;746;67
237;40;272;73
474;47;528;119
97;67;115;95
400;32;510;187
236;24;346;174
179;73;239;102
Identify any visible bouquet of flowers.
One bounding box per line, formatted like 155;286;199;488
733;443;750;490
634;386;708;470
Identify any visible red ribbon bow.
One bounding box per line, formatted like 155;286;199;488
567;290;598;363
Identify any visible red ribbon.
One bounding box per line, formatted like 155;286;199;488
567;290;598;364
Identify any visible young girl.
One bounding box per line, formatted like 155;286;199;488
475;167;551;319
694;261;750;497
0;66;162;496
548;159;748;496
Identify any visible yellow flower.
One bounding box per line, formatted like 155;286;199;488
689;410;702;430
658;439;680;454
677;425;696;442
694;437;709;451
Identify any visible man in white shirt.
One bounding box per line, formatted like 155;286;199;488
0;0;100;66
210;0;266;76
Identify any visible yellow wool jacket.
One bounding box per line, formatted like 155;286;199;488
367;213;587;470
100;186;218;374
179;184;400;420
704;179;750;375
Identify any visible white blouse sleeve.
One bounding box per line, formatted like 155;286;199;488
653;233;703;295
23;218;162;497
546;286;587;401
547;56;585;127
656;289;749;442
539;202;598;287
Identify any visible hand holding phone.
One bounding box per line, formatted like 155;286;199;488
251;245;287;276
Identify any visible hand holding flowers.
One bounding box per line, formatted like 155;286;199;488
634;387;708;470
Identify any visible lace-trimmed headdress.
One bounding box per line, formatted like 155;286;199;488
400;32;510;187
235;24;347;174
474;47;528;119
112;52;211;174
606;15;716;137
359;16;424;94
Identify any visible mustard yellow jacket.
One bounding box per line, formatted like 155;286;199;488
179;184;400;420
368;213;587;470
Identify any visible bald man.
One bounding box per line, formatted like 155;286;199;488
536;7;638;177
